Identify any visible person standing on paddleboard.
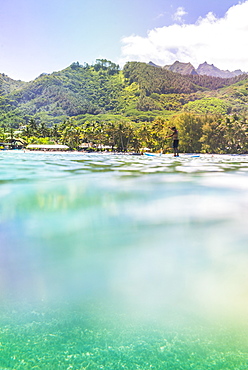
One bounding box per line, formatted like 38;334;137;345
166;127;179;157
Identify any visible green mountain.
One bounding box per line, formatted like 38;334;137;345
0;73;25;95
0;60;248;128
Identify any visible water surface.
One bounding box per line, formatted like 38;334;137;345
1;151;248;369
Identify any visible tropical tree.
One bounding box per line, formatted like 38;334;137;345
60;119;82;149
112;122;132;151
151;117;170;152
200;115;226;153
37;122;50;138
81;121;99;144
0;127;6;142
172;113;203;153
51;124;60;143
223;115;248;153
136;123;153;150
28;118;39;135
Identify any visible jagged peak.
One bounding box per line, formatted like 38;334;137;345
196;62;244;78
163;60;197;75
148;61;160;68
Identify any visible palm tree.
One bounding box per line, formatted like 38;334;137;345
61;124;82;150
51;124;60;143
38;122;49;138
28;118;38;135
0;127;6;142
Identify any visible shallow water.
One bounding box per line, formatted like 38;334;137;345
1;151;248;369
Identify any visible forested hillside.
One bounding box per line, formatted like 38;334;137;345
0;60;248;128
0;73;25;95
0;60;128;127
1;60;248;154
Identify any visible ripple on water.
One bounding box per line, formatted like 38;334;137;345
1;152;248;180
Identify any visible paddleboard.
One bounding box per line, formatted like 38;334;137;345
144;152;200;158
144;152;162;157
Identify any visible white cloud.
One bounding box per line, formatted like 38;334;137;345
119;1;248;72
172;7;188;22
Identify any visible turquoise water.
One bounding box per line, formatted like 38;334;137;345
1;151;248;369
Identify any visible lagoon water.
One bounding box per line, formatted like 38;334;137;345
1;151;248;369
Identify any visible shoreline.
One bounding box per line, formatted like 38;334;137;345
0;149;144;155
1;149;248;157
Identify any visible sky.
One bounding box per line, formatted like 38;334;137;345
0;0;247;81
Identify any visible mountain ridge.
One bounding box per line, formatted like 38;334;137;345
149;60;245;78
0;60;245;84
196;62;243;78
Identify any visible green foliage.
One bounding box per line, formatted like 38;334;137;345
188;73;247;90
222;115;248;153
25;136;54;144
59;119;82;149
93;59;120;75
216;79;248;114
150;93;190;111
183;97;231;114
0;60;127;127
199;116;226;153
0;73;25;95
170;113;203;153
0;127;6;141
123;62;202;95
14;111;248;154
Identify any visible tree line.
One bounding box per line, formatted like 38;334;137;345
1;113;247;154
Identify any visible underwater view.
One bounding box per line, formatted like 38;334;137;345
0;151;248;369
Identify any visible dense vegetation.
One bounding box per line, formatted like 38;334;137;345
2;113;247;154
1;60;248;153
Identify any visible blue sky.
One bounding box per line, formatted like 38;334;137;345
0;0;246;81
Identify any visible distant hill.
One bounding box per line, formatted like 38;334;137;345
0;60;248;128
